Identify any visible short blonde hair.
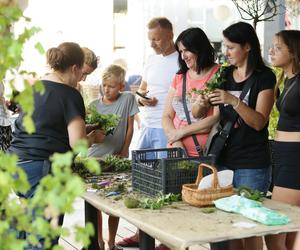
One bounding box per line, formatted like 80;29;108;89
102;64;125;84
82;47;97;70
147;17;173;31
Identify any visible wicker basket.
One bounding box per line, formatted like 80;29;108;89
182;163;234;207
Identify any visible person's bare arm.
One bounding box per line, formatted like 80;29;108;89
166;107;220;144
162;88;177;134
117;115;134;158
67;116;105;148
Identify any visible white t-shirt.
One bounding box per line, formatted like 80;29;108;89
142;51;178;128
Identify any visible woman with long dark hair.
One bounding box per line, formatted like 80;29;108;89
162;27;219;157
194;22;276;250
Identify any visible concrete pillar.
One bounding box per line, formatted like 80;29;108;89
263;0;285;61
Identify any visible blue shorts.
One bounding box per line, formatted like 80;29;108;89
218;166;271;193
135;127;167;159
136;127;167;149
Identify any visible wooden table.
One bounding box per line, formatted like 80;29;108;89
82;191;300;250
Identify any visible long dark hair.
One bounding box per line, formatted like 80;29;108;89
274;30;300;97
223;22;265;75
175;27;215;74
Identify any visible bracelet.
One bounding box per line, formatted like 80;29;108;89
233;98;240;109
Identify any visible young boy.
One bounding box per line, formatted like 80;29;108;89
88;64;139;250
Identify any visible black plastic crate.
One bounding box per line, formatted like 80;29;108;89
131;148;213;196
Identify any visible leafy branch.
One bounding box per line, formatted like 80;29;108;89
85;106;120;135
192;63;229;95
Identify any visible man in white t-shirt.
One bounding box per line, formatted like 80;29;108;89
117;17;178;250
136;17;178;154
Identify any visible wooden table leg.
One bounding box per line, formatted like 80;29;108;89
84;200;100;250
140;229;155;250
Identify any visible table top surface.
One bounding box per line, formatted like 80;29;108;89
83;191;300;250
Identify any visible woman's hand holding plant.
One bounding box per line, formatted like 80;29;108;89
208;89;239;107
191;94;210;118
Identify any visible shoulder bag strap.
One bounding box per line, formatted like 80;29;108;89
182;74;202;156
218;74;257;139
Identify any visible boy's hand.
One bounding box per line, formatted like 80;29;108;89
115;148;129;158
88;129;106;144
86;123;100;134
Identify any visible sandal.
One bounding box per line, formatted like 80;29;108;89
116;236;139;247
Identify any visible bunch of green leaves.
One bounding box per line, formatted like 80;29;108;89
191;63;229;95
85;106;120;135
0;140;100;250
102;154;131;172
238;186;264;202
72;156;102;178
177;160;196;170
139;193;182;210
0;3;44;133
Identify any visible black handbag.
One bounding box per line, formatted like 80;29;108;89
204;75;256;164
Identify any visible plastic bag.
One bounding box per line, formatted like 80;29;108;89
214;195;290;225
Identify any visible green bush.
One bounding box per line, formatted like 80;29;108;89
268;67;283;139
0;3;99;249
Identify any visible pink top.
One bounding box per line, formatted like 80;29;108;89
170;64;220;157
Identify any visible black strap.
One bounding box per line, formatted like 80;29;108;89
279;75;298;108
210;74;256;158
182;74;202;156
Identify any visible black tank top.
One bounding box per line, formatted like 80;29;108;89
276;75;300;132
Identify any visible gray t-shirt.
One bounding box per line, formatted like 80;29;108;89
88;91;139;157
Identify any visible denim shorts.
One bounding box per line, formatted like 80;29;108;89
16;159;59;250
17;160;50;198
136;127;168;159
218;166;271;193
136;127;167;149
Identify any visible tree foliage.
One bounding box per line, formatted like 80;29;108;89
0;2;99;249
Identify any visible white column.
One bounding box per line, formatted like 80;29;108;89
263;0;285;61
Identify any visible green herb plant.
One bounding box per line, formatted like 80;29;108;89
73;156;101;178
85;106;120;135
238;186;264;202
191;63;229;96
177;160;196;170
139;193;182;210
102;154;131;172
